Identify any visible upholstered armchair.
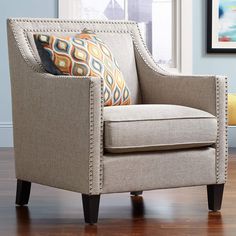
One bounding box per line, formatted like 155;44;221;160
7;18;228;224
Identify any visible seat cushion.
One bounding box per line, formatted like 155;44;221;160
104;104;217;153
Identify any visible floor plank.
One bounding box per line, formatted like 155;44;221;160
0;148;236;236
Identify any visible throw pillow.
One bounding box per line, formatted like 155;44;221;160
34;30;131;106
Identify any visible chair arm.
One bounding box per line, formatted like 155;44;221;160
137;57;228;184
11;72;104;195
7;20;104;194
134;43;226;114
139;65;224;114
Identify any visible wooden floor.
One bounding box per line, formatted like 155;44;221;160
0;149;236;236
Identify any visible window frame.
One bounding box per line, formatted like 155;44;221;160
58;0;192;74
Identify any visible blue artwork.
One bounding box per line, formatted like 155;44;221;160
219;0;236;42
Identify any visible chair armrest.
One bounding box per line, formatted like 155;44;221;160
134;42;226;114
136;54;228;184
11;72;104;195
8;20;104;195
142;73;225;115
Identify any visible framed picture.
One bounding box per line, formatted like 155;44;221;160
207;0;236;53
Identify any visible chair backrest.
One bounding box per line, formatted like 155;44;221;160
7;18;155;104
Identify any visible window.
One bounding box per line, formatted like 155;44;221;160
58;0;192;73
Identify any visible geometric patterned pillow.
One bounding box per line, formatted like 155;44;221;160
34;29;131;106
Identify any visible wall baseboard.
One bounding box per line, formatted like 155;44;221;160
0;122;12;128
1;123;236;148
0;122;13;147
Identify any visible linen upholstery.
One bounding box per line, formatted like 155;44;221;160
15;19;141;104
8;22;103;194
104;104;217;153
34;32;131;106
135;48;228;184
103;148;216;193
7;18;228;196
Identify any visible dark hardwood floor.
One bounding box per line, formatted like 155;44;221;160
0;148;236;236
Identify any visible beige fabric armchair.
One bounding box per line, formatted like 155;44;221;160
7;18;228;224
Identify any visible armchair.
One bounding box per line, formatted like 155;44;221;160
7;18;228;224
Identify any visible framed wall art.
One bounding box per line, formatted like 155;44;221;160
207;0;236;53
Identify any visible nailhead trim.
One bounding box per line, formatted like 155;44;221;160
9;20;42;73
215;77;220;183
215;76;228;184
88;78;104;194
131;23;170;76
99;78;104;192
22;30;44;71
224;77;228;182
89;81;95;194
26;29;131;33
10;18;136;25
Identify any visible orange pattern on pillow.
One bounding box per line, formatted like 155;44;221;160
34;30;131;106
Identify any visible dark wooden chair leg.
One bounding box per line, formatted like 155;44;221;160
207;184;224;211
130;191;143;196
82;194;100;224
15;179;31;206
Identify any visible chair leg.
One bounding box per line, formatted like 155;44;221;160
130;191;143;196
207;184;224;212
82;194;100;224
15;179;31;206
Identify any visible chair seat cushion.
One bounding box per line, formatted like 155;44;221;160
103;104;217;153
